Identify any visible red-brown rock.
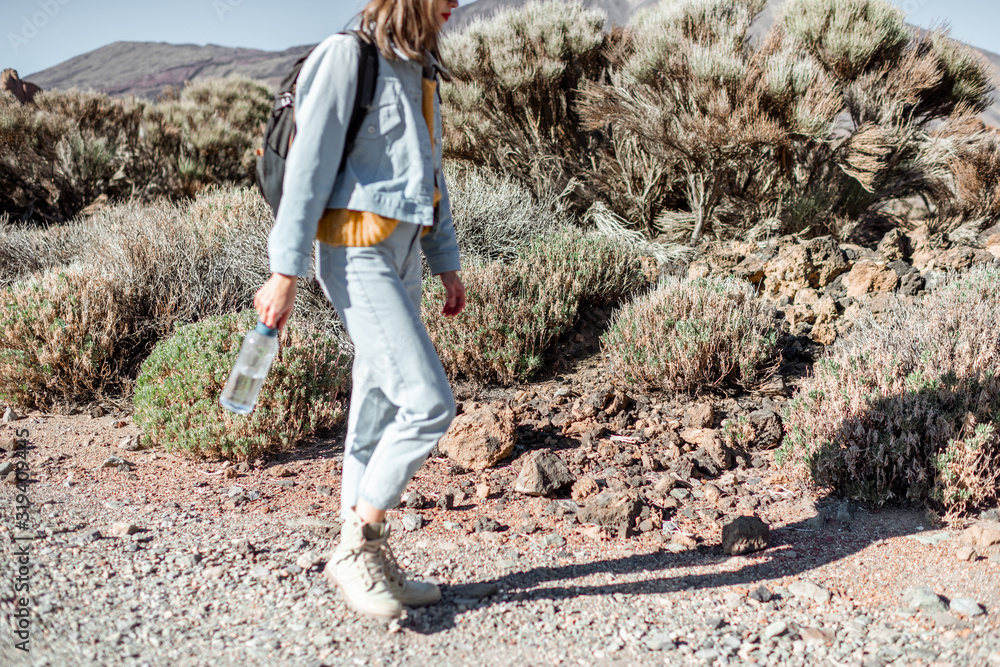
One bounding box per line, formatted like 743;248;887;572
438;402;516;471
843;260;900;297
1;69;42;104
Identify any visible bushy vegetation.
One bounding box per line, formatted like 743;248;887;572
602;277;780;393
931;113;1000;238
2;0;997;494
0;187;346;413
0;215;92;289
445;161;567;261
782;266;1000;515
443;0;996;242
423;228;648;384
442;1;611;218
0;268;152;409
1;77;271;223
154;78;272;191
133;311;350;460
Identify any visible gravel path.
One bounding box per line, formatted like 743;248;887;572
2;409;999;667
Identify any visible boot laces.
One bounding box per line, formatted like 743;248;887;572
381;542;405;586
340;542;386;589
361;543;387;587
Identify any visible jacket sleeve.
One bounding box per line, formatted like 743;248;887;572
421;163;462;277
268;35;358;277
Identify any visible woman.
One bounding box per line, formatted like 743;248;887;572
255;0;463;619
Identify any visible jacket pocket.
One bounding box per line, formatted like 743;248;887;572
361;104;402;137
350;103;403;183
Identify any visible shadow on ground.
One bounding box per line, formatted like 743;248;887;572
410;505;933;635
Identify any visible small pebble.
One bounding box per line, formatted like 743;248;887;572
762;621;788;640
956;545;978;561
749;585;773;603
950;598;985;617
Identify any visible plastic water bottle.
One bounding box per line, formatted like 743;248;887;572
220;322;279;414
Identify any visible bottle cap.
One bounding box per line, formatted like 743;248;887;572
255;322;279;337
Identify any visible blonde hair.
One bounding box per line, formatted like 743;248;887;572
359;0;449;73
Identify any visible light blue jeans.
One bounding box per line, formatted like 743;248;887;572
315;221;456;515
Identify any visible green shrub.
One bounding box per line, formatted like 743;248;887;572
0;268;152;409
156;77;272;188
780;0;909;81
782;266;1000;515
133;311;350;460
601;276;780;393
422;228;648;384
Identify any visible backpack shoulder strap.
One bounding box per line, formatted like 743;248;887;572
279;49;314;96
339;31;380;174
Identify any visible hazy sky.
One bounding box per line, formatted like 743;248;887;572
2;0;999;79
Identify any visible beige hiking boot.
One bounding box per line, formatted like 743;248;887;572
324;511;402;618
381;538;441;607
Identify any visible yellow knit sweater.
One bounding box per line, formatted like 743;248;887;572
316;78;440;247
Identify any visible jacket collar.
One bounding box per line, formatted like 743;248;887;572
388;42;441;81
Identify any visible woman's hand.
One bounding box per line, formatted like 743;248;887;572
438;270;466;317
254;273;298;330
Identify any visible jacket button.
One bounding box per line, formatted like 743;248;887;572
367;126;375;134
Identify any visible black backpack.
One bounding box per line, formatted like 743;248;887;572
255;31;380;215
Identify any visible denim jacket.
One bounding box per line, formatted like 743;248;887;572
268;33;461;277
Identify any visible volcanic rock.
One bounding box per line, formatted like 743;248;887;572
438;402;516;471
1;69;42;104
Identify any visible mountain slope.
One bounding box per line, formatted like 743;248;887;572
971;48;1000;128
447;0;657;30
27;41;314;99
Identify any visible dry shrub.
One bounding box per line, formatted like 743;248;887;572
82;187;272;334
423;228;648;384
202;188;345;336
782;266;1000;515
0;215;95;288
0;187;348;410
578;0;995;242
444;161;567;261
76;186;341;338
0;185;348;406
442;0;611;217
926;112;1000;237
1;78;271;223
0;268;152;409
1;89;167;222
0;187;270;326
441;0;995;243
602;276;780;393
1;95;81;223
580;0;842;239
133;310;350;460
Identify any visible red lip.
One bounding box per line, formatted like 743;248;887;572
442;12;451;21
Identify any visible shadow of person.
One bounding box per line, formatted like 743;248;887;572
407;499;936;635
